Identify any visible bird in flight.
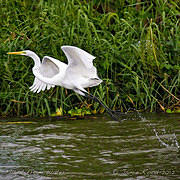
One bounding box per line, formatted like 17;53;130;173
8;46;119;120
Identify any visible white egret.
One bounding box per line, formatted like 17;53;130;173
8;46;119;120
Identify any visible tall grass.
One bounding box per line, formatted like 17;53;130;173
0;0;179;116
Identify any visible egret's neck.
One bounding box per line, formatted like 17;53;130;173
28;52;41;67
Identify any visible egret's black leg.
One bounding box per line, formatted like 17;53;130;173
84;92;120;121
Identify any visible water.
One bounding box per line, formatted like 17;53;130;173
0;113;180;179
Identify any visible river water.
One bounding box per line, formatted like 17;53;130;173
0;113;180;179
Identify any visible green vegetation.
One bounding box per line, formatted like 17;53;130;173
0;0;179;117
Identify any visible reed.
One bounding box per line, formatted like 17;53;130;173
0;0;179;116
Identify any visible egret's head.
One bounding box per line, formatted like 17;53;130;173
7;50;40;67
7;50;33;56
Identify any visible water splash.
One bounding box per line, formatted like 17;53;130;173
153;128;169;147
135;111;180;149
173;133;180;149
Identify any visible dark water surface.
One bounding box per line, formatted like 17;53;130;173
0;113;180;179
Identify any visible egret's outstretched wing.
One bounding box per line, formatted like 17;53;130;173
30;56;62;93
61;46;98;78
29;77;55;93
61;46;96;68
40;56;60;78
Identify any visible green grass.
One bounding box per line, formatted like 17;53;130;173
0;0;179;117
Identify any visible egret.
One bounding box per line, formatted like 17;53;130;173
8;46;119;120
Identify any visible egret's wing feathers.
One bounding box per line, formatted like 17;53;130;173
30;56;60;93
40;56;59;78
29;77;55;93
61;46;96;68
61;46;98;79
61;46;95;68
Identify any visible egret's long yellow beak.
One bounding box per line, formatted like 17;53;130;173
7;51;26;55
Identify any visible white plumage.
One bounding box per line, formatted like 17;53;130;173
8;46;102;96
8;46;120;121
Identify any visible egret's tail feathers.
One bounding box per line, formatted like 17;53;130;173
88;78;102;87
30;77;55;93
